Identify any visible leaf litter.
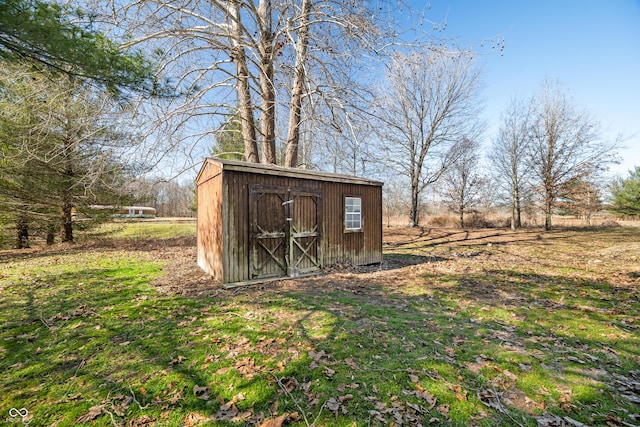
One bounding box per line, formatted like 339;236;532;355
3;228;640;426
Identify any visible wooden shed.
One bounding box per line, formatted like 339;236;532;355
196;158;383;286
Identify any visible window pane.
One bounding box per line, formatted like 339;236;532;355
345;197;362;230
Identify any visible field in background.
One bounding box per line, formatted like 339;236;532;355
1;223;639;426
3;213;639;250
91;219;196;240
384;213;640;229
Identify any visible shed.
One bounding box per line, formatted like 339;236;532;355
196;158;383;286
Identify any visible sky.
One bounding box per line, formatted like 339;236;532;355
405;0;640;177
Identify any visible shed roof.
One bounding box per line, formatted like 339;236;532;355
196;158;383;187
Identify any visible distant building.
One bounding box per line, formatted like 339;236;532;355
88;205;157;218
116;206;157;218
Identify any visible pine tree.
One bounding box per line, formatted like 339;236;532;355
212;112;245;161
0;64;137;244
0;0;154;94
609;167;640;217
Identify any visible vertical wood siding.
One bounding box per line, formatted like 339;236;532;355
197;159;382;285
196;162;223;280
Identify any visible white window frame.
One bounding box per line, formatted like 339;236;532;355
344;196;362;232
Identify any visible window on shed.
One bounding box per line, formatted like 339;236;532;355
345;197;362;231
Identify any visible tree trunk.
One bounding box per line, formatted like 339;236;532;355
15;212;30;249
46;223;56;245
459;206;464;228
544;195;553;231
514;185;522;228
258;0;276;164
61;152;74;243
229;0;259;163
409;180;420;227
284;0;312;168
511;182;522;230
61;201;74;242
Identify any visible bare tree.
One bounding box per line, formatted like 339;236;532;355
528;80;618;230
489;97;532;229
375;49;484;227
556;179;602;226
438;138;486;228
228;0;260;162
382;174;410;227
94;0;406;174
284;0;312;167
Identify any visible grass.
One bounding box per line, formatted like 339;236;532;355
88;221;197;240
0;223;639;426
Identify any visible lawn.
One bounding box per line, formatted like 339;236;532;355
0;224;638;426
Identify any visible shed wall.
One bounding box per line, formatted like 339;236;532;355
196;162;224;280
196;158;383;285
221;169;381;283
322;181;382;266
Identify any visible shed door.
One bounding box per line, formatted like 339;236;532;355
289;190;322;276
249;186;322;280
249;188;288;280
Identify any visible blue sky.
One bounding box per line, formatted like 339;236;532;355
406;0;640;177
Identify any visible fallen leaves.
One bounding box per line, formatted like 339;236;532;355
77;404;104;423
234;357;262;379
534;412;591;427
259;413;299;427
478;388;508;414
192;385;210;400
6;227;640;427
212;393;252;423
614;370;640;404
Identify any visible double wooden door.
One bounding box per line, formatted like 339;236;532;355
249;186;322;280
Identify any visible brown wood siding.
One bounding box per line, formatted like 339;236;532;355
321;182;382;266
197;158;382;285
196;161;224;280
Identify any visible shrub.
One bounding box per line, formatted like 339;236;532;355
465;213;491;228
426;215;459;228
600;220;621;228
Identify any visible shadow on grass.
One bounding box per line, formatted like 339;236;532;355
1;238;639;426
384;226;640;252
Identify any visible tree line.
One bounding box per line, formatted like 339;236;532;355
1;0;638;249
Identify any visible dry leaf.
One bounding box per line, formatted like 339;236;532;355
183;412;207;426
502;369;518;381
171;355;187;365
326;397;341;412
417;389;437;408
323;366;336;379
437;404;450;417
535;412;565;426
477;388;508;414
339;393;354;403
345;357;359;370
260;414;288;427
77;405;104;423
193;385;210;400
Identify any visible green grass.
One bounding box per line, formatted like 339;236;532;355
1;224;639;426
89;221;196;240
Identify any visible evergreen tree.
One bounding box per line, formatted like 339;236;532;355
0;64;137;244
0;0;154;94
609;166;640;216
212;112;245;161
